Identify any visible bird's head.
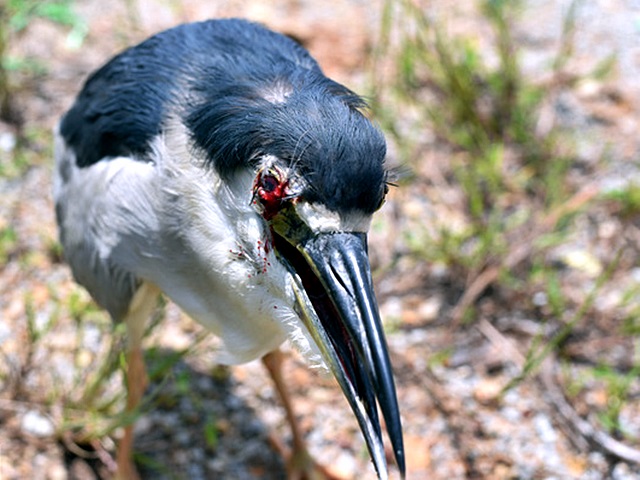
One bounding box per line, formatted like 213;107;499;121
187;76;404;478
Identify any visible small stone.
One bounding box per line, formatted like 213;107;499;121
532;291;548;306
21;410;55;437
418;296;441;322
0;131;16;152
133;415;154;435
76;349;93;368
560;249;602;277
381;297;402;320
533;413;557;443
474;378;503;405
0;320;10;345
324;451;358;479
612;462;638;480
493;462;515;479
598;220;617;239
576;79;602;99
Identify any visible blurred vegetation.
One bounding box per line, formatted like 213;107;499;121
374;0;596;284
0;0;86;179
373;0;639;440
0;0;84;119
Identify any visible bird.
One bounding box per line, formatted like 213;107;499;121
53;18;404;480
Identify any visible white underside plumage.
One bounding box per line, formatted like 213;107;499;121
53;121;323;365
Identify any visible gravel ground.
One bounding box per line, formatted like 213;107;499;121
1;1;640;479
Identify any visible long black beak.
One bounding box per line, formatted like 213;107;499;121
279;231;405;479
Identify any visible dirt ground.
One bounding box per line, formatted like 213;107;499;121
1;0;640;479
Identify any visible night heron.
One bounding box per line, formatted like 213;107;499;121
54;18;404;479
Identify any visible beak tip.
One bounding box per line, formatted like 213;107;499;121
392;431;406;475
397;452;406;479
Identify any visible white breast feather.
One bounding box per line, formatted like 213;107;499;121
55;121;324;366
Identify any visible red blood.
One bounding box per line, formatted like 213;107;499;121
253;170;289;220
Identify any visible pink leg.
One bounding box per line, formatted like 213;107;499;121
115;345;147;480
262;349;342;480
114;283;158;480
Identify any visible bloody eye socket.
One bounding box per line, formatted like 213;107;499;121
253;169;290;220
260;174;279;193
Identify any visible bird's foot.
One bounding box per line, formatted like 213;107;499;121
114;428;141;480
268;434;345;480
287;449;343;480
114;457;141;480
